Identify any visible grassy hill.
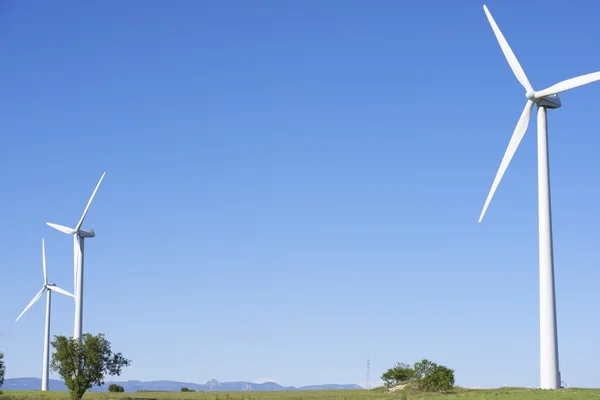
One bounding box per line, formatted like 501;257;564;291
2;387;600;400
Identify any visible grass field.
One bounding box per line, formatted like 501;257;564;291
2;388;600;400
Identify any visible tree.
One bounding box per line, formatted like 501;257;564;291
381;362;415;387
108;384;125;392
425;365;455;392
50;333;131;400
181;387;195;392
413;359;455;392
0;351;5;391
381;359;455;392
413;359;436;381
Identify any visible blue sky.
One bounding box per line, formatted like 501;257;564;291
1;0;600;390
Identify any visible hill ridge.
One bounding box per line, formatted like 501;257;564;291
2;377;364;392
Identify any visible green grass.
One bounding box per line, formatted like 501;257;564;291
2;387;600;400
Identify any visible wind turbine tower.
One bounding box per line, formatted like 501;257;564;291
478;4;600;389
47;172;106;340
15;239;74;391
366;357;371;390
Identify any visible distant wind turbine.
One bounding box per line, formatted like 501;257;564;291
47;172;106;340
16;239;74;391
478;4;600;389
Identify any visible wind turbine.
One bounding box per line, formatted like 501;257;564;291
16;239;74;391
478;4;600;390
47;172;106;340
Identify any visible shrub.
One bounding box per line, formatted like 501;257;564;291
109;384;125;392
0;351;5;390
413;359;455;392
381;362;415;387
381;358;455;392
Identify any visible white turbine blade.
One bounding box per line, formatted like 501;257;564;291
48;285;75;298
479;100;534;222
47;223;76;235
42;239;47;285
483;5;533;93
15;287;46;322
535;71;600;98
75;172;106;232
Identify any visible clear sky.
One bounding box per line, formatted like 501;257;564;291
1;0;600;390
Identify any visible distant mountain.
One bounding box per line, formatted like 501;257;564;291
3;378;363;392
3;378;68;391
296;384;362;390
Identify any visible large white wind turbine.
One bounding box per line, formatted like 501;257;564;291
16;239;74;391
478;4;600;390
47;172;106;340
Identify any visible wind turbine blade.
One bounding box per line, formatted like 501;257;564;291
75;172;106;232
535;71;600;98
47;223;76;235
483;5;533;93
42;239;47;285
15;287;46;322
48;285;75;298
479;100;534;222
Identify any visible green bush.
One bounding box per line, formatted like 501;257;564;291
413;359;455;392
109;383;125;392
381;358;455;392
381;362;415;387
0;351;4;390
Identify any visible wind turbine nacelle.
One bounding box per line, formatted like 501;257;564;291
537;94;562;109
78;229;96;238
